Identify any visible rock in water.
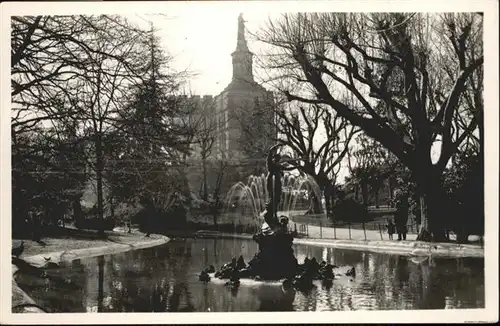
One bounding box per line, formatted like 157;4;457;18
319;264;335;281
249;229;298;280
236;256;246;270
238;268;252;278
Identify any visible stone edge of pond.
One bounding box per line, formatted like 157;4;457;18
193;231;484;258
11;235;170;313
293;239;484;258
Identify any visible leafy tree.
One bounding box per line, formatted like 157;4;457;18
345;133;397;207
441;150;483;242
11;126;87;238
106;25;194;230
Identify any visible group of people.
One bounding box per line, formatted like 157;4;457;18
386;219;408;241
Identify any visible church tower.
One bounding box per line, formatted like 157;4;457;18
231;14;254;84
214;13;275;159
184;14;276;201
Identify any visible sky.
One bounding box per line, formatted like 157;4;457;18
4;1;489;183
127;11;275;96
126;11;362;183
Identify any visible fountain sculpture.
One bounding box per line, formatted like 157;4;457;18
200;145;356;290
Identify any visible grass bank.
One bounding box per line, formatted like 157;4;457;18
11;226;170;313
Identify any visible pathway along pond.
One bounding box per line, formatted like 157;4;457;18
15;237;484;312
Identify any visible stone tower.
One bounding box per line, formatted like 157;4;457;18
214;13;275;166
185;14;276;199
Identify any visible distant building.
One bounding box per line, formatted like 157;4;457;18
185;14;276;199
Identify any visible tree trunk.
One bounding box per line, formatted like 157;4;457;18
361;182;369;207
202;156;208;201
212;196;219;227
95;135;105;236
375;188;380;208
97;255;104;312
73;196;83;226
416;169;447;242
306;190;322;214
109;195;115;219
324;186;333;219
388;177;394;205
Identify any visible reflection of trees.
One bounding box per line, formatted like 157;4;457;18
420;263;445;309
27;239;486;312
97;256;104;312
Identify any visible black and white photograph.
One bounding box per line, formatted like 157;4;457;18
1;0;498;324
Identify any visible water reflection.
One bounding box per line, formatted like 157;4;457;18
15;238;484;312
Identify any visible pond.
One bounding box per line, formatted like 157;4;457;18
15;237;484;312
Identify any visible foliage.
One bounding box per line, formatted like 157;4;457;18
11;128;87;237
441;151;483;238
330;191;369;223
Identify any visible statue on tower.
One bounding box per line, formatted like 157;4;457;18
236;13;249;52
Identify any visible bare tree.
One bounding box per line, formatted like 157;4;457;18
11;15;152;234
11;15;145;136
273;100;357;215
256;13;483;241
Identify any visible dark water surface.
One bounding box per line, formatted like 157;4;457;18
15;237;484;312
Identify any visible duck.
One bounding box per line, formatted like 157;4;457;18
225;279;240;287
345;266;356;277
44;260;59;269
321;278;333;289
225;272;241;288
206;265;215;273
293;271;314;291
319;264;335;281
282;278;293;288
199;270;211;282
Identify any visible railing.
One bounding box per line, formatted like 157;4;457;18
188;213;484;246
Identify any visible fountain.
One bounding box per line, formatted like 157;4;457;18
201;145;354;291
222;172;325;228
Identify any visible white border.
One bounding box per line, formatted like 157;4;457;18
1;1;498;324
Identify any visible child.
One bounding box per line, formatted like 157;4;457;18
387;219;396;240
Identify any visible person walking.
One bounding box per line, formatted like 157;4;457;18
393;189;409;241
